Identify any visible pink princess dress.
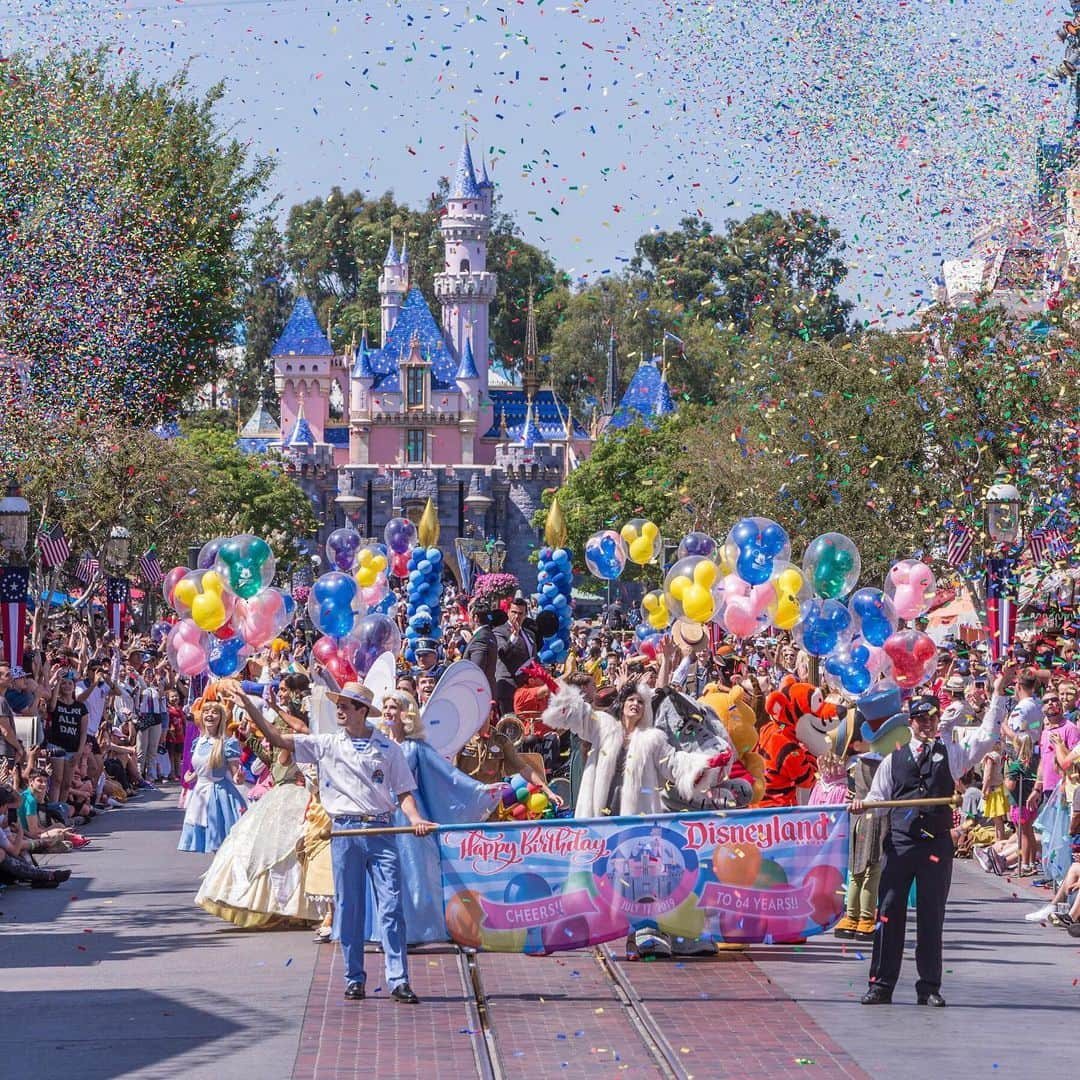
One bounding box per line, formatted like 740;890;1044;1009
808;751;850;805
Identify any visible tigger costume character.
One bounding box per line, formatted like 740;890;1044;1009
754;676;843;808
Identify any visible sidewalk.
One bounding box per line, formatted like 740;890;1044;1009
2;790;316;1080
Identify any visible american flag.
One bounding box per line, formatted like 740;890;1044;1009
37;523;71;568
1028;528;1070;562
137;547;164;585
106;576;129;642
946;523;974;567
0;565;29;669
75;551;100;584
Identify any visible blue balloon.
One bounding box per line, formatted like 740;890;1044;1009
208;637;247;678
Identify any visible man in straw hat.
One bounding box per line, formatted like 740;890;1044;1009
241;680;435;1004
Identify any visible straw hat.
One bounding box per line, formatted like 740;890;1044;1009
327;681;382;715
670;619;709;655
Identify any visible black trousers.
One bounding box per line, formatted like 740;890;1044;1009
868;840;953;997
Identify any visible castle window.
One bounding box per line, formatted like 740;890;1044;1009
459;258;470;273
406;429;425;464
406;366;425;409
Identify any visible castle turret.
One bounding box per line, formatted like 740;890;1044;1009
435;134;497;385
379;232;409;343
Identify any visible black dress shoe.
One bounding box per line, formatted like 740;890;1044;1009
344;981;366;1001
917;992;946;1007
391;983;420;1004
860;986;893;1005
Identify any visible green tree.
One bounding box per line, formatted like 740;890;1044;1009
632;210;852;341
0;48;271;427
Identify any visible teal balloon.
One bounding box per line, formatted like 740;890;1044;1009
814;547;853;599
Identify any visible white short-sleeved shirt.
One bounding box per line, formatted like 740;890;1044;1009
293;729;415;819
78;683;111;736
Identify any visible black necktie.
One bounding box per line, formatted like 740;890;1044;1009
917;741;932;768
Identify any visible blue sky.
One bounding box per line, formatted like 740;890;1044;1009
3;0;1068;324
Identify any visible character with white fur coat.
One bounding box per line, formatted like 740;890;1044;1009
540;681;726;819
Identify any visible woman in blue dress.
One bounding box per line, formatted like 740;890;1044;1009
365;690;502;943
178;699;247;853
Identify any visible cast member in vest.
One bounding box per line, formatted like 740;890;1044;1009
852;663;1012;1006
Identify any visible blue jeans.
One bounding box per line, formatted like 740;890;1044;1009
331;821;408;988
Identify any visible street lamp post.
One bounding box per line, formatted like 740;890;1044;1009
103;525;132;646
0;478;31;668
983;469;1024;663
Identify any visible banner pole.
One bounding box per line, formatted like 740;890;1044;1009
326;795;962;838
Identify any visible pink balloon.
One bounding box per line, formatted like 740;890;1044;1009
722;574;771;638
234;588;288;649
885;559;936;622
176;643;207;677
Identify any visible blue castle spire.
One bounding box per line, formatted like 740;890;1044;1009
352;329;375;379
455;336;480;380
384;231;398;266
452;135;481;199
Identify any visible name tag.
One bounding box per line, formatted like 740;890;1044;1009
932;753;944;763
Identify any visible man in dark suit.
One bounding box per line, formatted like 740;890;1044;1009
462;600;502;708
494;594;535;717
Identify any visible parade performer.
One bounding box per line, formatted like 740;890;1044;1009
853;663;1011;1006
756;677;843;807
178;698;247;854
369;690;503;943
699;683;766;804
246;681;435;1004
193;685;321;929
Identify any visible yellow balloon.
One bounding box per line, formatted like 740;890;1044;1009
668;575;689;601
629;537;654;564
356;550;373;568
371;555;387;573
527;792;548;815
191;593;226;631
356;567;377;587
173;580;198;608
682;582;715;623
202;570;225;594
772;567;804;631
620;523;638;543
642;521;659;541
693;559;717;588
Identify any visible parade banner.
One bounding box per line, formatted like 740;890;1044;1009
438;805;849;954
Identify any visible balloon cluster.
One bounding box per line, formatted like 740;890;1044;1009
535;547;573;665
583;518;662;581
404;546;445;663
384;516;418;579
163;534;293;678
495;773;556;821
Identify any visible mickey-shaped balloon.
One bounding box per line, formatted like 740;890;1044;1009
384;516;417;556
312;635;358;685
722;574;774;638
326;528;363;574
727;517;790;586
353;545;388;589
848;587;897;647
884;559;935;622
641;590;671;632
173;569;235;632
824;642;874;695
166;619;211;678
881;628;937;689
214;534;276;601
208;636;251;679
792;598;852;657
678;531;717;560
233;587;292;650
620;519;661;566
768;562;809;631
584;530;628;581
664;556;719;624
307;571;359;641
803;532;861;600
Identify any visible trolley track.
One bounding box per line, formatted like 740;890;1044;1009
458;943;692;1080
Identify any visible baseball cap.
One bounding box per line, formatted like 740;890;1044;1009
10;665;26;679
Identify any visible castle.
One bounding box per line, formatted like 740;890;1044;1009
239;136;675;589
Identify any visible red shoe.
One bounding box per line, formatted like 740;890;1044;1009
69;834;91;849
